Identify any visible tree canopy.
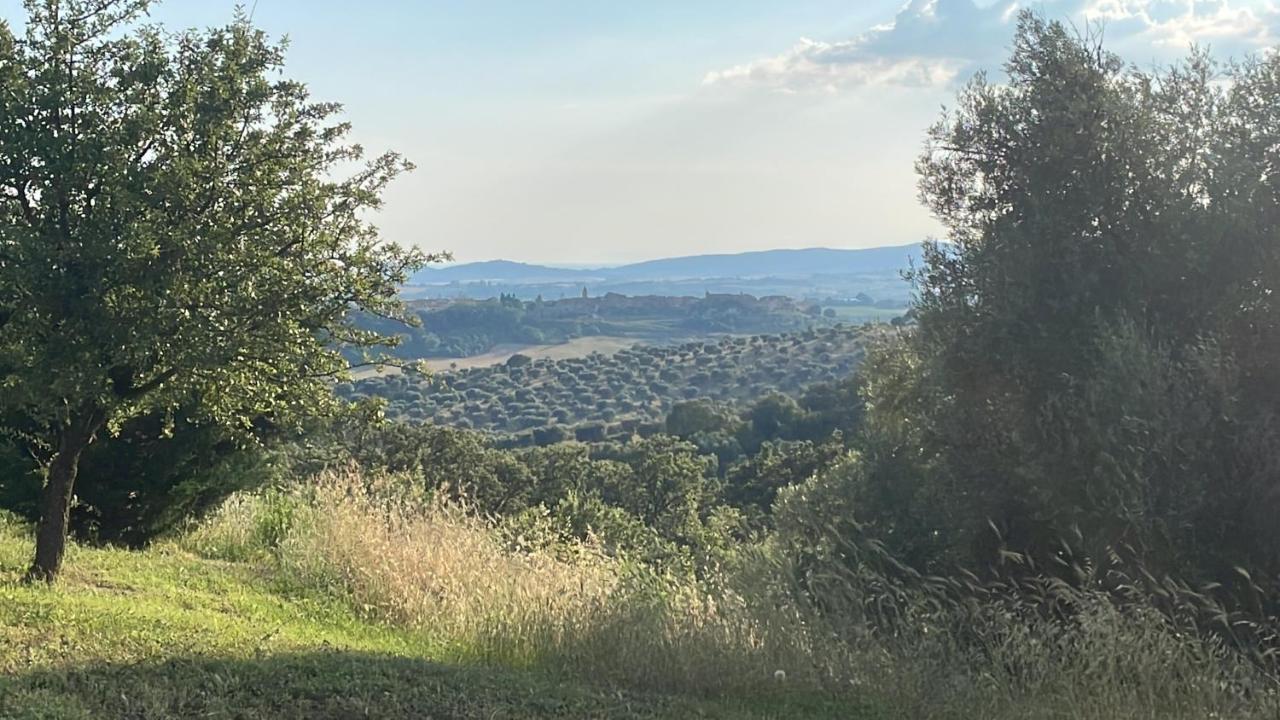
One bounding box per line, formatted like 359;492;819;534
817;12;1280;587
0;0;435;580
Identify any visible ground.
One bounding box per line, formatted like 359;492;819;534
351;336;651;378
423;336;647;372
0;523;874;720
821;306;905;323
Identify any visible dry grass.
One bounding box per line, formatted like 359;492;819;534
181;468;825;696
846;592;1279;719
182;469;1280;717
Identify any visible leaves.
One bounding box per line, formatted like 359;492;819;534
0;0;440;446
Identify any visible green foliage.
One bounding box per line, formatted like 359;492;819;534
0;0;428;437
355;325;871;443
785;13;1280;611
0;409;273;545
288;406;855;575
665;399;739;438
0;0;438;577
724;438;848;524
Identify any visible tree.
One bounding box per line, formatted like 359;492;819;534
0;406;272;546
664;399;735;438
0;0;439;582
840;12;1280;583
602;436;717;540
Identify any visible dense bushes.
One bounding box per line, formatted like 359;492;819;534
280;388;867;576
176;465;1280;718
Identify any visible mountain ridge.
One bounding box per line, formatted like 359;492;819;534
411;244;922;285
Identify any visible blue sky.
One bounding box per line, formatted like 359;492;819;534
4;1;1279;263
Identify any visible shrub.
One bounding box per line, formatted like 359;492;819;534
180;489;305;563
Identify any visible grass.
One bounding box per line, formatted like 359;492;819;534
5;470;1278;720
0;506;870;720
176;473;849;696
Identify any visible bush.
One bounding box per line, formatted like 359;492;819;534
574;423;607;443
180;489;305;563
0;410;272;546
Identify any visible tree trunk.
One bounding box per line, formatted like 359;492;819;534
25;410;102;584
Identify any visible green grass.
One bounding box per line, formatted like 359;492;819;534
0;518;874;720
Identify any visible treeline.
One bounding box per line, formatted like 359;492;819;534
348;325;870;442
284;383;862;572
356;292;834;359
0;318;872;566
0;374;864;570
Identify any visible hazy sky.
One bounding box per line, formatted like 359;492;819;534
4;1;1279;263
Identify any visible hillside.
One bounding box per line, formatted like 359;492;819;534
599;246;921;280
360;292;843;360
413;245;922;284
347;324;872;442
405;245;922;304
412;260;589;284
0;514;861;720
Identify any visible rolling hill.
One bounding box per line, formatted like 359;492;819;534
411;244;922;285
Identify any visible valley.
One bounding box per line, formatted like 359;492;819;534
348;325;875;444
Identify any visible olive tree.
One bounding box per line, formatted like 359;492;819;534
841;12;1280;581
0;0;438;581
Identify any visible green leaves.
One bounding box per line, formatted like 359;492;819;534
825;10;1280;594
0;0;442;444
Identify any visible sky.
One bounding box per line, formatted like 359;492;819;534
4;1;1279;264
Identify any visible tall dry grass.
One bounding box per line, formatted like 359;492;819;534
181;467;823;695
822;585;1279;719
181;468;1280;716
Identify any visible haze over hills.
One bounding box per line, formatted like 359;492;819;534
412;244;922;284
406;244;923;304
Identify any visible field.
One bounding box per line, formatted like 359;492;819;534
351;336;650;380
364;293;839;361
422;336;649;372
347;325;873;441
0;511;862;720
821;305;907;322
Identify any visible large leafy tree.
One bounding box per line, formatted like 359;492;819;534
0;0;438;581
804;13;1280;588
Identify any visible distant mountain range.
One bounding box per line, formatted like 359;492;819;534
410;245;922;286
403;244;924;305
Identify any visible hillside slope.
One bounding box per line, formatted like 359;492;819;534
601;246;921;280
0;516;866;720
412;245;922;285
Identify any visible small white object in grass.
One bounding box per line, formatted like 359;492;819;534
773;669;787;682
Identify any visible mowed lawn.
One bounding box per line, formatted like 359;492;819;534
0;519;871;720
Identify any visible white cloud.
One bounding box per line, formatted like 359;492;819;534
702;38;965;91
1090;1;1278;50
705;0;1280;93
